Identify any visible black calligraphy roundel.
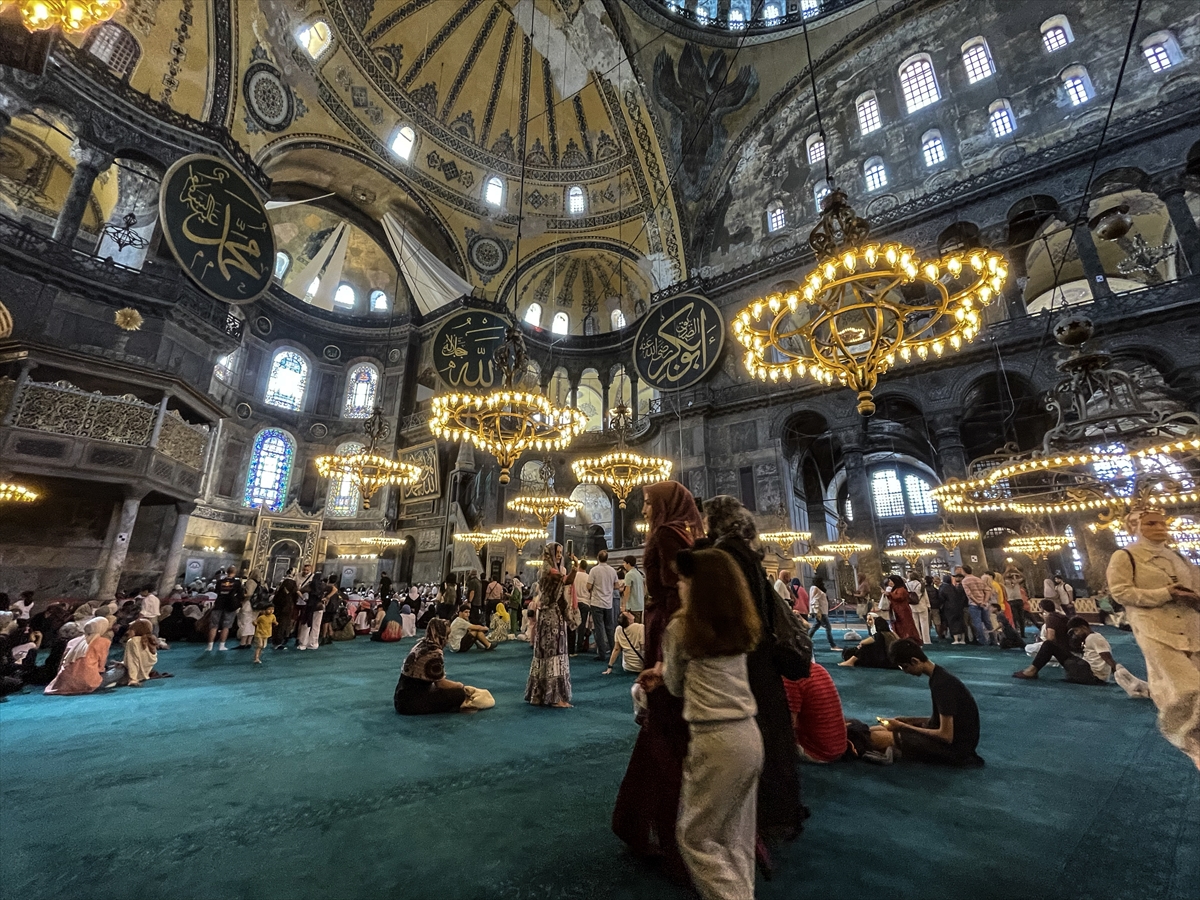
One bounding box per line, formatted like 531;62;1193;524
433;310;511;390
632;293;724;391
159;154;275;305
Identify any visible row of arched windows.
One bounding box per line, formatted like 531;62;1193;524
242;430;365;517
216;349;381;418
522;304;629;333
273;252;390;312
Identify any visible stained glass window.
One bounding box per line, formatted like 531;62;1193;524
872;469;906;518
343;363;379;418
326;441;365;517
265;350;308;411
245;429;295;511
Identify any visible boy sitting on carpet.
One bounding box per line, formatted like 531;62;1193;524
447;605;494;652
866;640;984;767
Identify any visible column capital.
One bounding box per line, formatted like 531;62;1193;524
69;139;114;173
175;500;198;516
927;410;964;438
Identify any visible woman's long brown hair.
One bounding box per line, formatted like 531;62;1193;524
675;548;761;658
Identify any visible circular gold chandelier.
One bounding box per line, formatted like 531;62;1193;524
507;492;582;527
11;0;121;32
361;535;407;548
758;530;813;550
885;527;937;568
0;480;39;503
732;191;1007;416
917;520;981;552
430;321;585;484
793;553;835;570
490;526;546;550
314;408;422;509
818;518;873;560
1004;532;1070;559
453;532;493;551
571;403;671;509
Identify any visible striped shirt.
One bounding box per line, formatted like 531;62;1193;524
782;663;847;762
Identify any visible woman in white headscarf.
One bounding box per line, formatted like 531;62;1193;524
45;617;112;695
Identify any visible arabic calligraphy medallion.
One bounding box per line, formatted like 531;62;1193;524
632;293;724;391
433;310;512;390
159;154;275;305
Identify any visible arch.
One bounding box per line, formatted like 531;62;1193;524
390;124;416;161
370;289;389;311
767;199;786;232
568;483;613;547
988;99;1016;138
577;369;604;431
334;283;357;308
1142;31;1183;72
297;19;334;60
343;362;380;418
921;130;946;167
264;349;309;411
855;91;882;135
1061;65;1094;105
1040;15;1074;53
245;429;296;511
806;133;826;164
958;369;1052;460
610;308;627;330
937;221;981;254
961;37;995;83
567;185;586;215
484;175;505;207
813;179;832;211
524;302;543;328
551;311;569;334
863;157;888;191
325;441;366;517
898;54;941;113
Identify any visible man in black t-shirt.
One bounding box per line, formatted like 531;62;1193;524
867;640;984;766
1012;599;1072;679
206;566;245;652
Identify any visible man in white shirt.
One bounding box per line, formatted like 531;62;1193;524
619;556;645;623
587;550;620;663
447;605;493;652
137;585;162;635
1107;509;1200;769
10;591;34;622
603;612;646;674
774;569;793;603
1066;619;1121;683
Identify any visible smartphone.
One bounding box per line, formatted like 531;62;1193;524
876;716;890;726
566;540;574;560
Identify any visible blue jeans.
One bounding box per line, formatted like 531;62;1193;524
589;604;614;660
967;604;994;645
809;613;836;648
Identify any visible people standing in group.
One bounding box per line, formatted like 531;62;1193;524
206;567;244;652
525;542;572;708
1003;567;1030;638
926;575;948;641
620;556;645;624
1107;508;1200;770
884;575;920;643
612;481;705;883
587;549;620;664
703;495;807;853
958;566;995;645
807;577;840;652
664;547;764;900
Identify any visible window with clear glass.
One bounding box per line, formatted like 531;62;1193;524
989;101;1016;137
297;20;333;59
485;176;505;207
864;158;888;191
1144;43;1172;72
728;7;746;28
325;442;365;517
1064;525;1084;577
801;0;821;18
611;308;627;329
807;136;826;164
214;352;237;384
334;284;356;308
391;125;416;160
857;94;882;134
767;201;786;233
1141;33;1181;72
904;474;938;515
962;41;995;83
886;533;907;547
762;3;783;25
370;290;388;311
86;23;140;78
567;185;586;215
899;57;941;112
872;469;907;517
551;311;569;334
1042;25;1070;53
264;350;308;411
342;363;379;418
1063;71;1092;106
922;132;946;166
524;303;543;327
274;251;290;279
244;429;295;511
844;497;854;521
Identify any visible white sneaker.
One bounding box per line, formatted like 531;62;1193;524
205;644;214;652
218;644;228;651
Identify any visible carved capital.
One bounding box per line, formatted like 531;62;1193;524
69;139;114;173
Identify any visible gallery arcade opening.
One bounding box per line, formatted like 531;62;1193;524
1;1;1198;898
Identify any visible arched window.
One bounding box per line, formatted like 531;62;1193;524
84;22;140;79
800;0;821;17
921;130;946;167
214;351;238;384
727;4;747;29
814;179;832;211
370;289;389;312
806;134;826;165
610;308;627;330
767;200;786;233
244;429;295;511
326;442;365;517
524;303;543;328
390;125;416;161
904;474;937;515
484;175;505;207
1142;31;1182;72
843;497;854;522
761;3;783;25
989;99;1017;137
872;469;906;518
864;157;888;191
1063;526;1084;578
886;533;907;548
856;92;882;135
899;56;941;113
1040;16;1074;53
334;284;356;308
551;311;569;334
274;251;290;279
567;185;586;215
961;39;995;83
297;19;333;59
342;363;379;418
264;349;308;411
1061;66;1094;106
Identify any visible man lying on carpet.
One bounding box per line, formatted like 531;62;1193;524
864;640;984;767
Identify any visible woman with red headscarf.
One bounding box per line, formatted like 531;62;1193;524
611;481;705;883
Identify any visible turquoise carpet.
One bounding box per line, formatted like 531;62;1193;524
1;629;1195;900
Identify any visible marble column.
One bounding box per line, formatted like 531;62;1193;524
157;501;197;598
1160;187;1200;277
629;371;640;424
600;376;611;432
96;488;147;599
52;140;113;246
1072;224;1115;300
835;428;883;591
929;412;969;480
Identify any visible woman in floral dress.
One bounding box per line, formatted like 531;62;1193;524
525;542;572;708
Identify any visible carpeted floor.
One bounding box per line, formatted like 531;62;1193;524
1;628;1196;900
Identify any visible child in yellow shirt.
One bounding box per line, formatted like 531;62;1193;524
253;605;277;665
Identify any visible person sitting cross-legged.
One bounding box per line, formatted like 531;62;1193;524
447;604;494;653
838;616;896;668
866;640;984;767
